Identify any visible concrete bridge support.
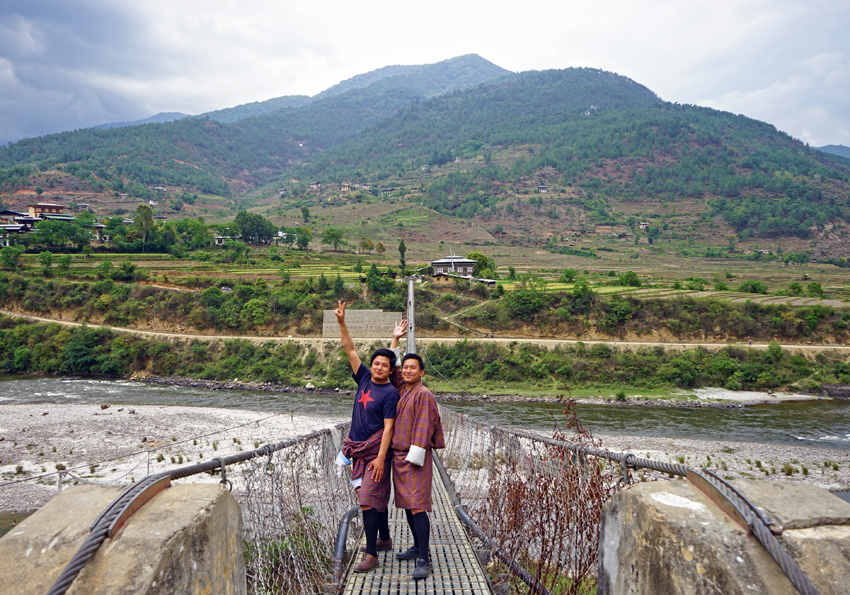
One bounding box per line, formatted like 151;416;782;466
0;483;245;595
599;479;850;595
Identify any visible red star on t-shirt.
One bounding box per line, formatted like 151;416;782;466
358;389;374;407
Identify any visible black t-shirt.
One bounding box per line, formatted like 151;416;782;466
349;363;400;442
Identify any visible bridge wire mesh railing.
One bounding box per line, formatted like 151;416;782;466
437;401;819;595
46;421;359;595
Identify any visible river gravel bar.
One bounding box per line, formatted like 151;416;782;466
1;404;848;513
0;404;347;513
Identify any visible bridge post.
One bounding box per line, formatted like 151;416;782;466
0;483;246;595
598;478;850;595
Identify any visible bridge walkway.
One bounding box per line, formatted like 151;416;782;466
343;468;490;594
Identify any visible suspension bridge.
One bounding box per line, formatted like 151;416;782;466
16;402;829;595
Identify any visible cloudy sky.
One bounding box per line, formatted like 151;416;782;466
1;0;848;147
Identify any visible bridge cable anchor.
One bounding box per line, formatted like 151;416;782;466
212;456;232;491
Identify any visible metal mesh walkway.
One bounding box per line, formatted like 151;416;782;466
343;469;490;594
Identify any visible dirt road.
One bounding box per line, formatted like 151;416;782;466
3;310;849;355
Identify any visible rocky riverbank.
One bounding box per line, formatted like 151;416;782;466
2;403;848;514
137;374;828;408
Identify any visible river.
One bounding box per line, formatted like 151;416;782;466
1;376;848;452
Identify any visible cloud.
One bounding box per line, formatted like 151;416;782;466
0;0;848;147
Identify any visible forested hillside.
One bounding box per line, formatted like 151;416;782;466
199;96;312;123
0;55;510;195
1;57;849;252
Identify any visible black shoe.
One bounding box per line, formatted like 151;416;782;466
396;546;420;561
412;559;431;580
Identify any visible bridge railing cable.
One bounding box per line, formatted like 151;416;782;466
46;421;356;595
437;404;819;595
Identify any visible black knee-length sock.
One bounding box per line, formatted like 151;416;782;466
378;508;390;541
412;511;430;563
405;509;420;550
362;508;379;557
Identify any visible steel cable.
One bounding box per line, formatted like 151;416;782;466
438;405;820;595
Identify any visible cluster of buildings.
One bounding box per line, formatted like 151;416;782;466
0;203;79;244
0;202;115;245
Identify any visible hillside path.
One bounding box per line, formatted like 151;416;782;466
3;311;849;354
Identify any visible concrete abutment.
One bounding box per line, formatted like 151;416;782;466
0;483;245;595
599;479;850;594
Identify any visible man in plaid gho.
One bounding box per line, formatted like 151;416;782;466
335;301;399;573
389;320;445;580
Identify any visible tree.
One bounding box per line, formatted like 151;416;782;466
33;220;93;249
235;211;277;245
56;254;72;277
301;206;310;221
493;224;503;234
321;228;345;251
354;258;363;273
1;246;23;271
806;282;824;298
559;268;578;283
398;239;407;276
359;238;374;253
134;204;155;252
76;211;96;227
333;274;345;296
618;271;641;287
38;251;53;276
296;227;312;250
35;186;44;195
375;242;386;254
317;273;330;292
466;251;495;277
96;260;113;280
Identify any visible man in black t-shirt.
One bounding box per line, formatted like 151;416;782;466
335;301;400;573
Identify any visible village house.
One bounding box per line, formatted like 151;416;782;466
28;203;65;217
309;182;322;189
431;255;477;275
149;200;158;206
154;185;167;192
0;209;25;225
538;185;548;193
380;188;394;196
341;183;351;192
639;222;649;229
93;224;109;243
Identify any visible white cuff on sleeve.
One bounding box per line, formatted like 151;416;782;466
391;346;401;363
405;445;427;466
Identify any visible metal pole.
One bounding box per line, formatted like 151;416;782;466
406;277;416;354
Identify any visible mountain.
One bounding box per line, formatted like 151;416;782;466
0;55;513;194
93;112;191;130
282;68;848;246
196;54;510;125
199;95;312;123
0;58;848;254
817;144;850;159
313;54;511;101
